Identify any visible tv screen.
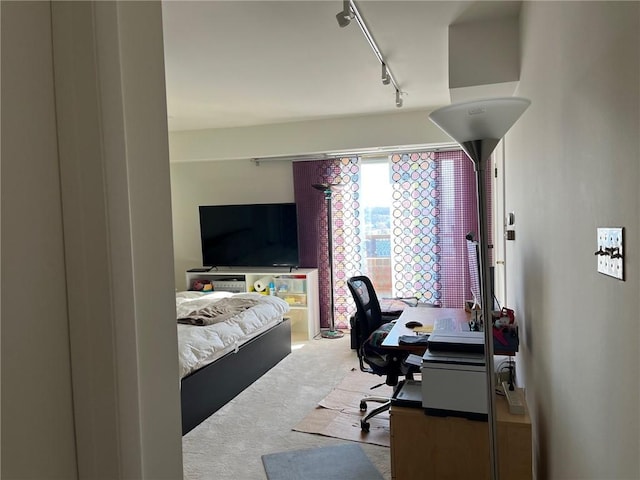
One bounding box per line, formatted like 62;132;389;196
199;203;300;268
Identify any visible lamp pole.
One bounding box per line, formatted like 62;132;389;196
462;139;500;479
313;183;344;339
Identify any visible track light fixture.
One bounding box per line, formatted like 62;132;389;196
395;89;403;108
336;0;404;107
381;63;390;85
335;0;353;28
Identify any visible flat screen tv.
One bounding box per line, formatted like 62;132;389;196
199;203;300;268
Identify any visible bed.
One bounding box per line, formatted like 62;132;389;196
176;291;292;434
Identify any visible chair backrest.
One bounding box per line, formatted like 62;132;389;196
346;276;385;349
348;275;415;385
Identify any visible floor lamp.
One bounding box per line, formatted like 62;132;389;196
428;97;530;480
313;183;345;339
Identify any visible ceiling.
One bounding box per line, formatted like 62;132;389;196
162;1;521;132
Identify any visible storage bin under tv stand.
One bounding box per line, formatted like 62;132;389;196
185;267;320;342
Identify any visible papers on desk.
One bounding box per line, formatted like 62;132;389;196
413;325;433;333
433;317;462;332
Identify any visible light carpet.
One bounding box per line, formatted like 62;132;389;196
261;443;384;480
182;335;392;480
293;369;394;447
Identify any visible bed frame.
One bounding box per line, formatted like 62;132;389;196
181;318;292;435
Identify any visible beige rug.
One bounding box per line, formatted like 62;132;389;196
293;368;394;447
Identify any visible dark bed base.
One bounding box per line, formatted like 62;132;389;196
181;318;292;435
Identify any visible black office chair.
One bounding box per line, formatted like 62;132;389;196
347;275;418;432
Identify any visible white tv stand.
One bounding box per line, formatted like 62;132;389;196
185;267;320;341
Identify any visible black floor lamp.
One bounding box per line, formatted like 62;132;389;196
313;182;344;339
429;97;530;480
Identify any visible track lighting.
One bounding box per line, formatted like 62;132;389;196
381;63;390;85
337;0;403;107
395;89;403;108
335;0;353;28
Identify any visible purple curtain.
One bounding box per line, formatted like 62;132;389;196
292;161;325;269
293;158;361;330
436;150;491;308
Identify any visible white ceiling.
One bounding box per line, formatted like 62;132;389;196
162;1;521;132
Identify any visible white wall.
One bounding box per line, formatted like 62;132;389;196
449;15;520;89
2;2;184;478
508;2;639;478
171;159;295;289
112;4;184;475
169;109;451;162
1;2;78;477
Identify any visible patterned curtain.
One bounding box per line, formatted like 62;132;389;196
389;152;441;302
389;150;490;308
293;157;362;330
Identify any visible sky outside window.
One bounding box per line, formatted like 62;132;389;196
361;160;392;235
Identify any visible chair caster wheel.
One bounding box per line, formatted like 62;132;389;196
360;420;370;432
359;401;367;412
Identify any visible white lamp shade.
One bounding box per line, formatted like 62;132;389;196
429;97;531;145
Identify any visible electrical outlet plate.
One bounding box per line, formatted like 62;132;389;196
596;227;624;280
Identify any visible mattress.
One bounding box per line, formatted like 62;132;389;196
176;291;290;379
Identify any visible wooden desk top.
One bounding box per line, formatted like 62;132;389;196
380;307;472;350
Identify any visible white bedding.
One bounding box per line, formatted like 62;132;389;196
176;291;290;379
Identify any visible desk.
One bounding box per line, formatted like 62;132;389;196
385;309;528;478
380;307;470;352
390;393;532;480
381;307;518;355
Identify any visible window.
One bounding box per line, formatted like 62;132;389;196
293;149;487;329
360;158;393;297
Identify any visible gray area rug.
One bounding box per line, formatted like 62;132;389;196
262;443;384;480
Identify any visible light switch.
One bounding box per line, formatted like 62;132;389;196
506;212;515;226
596;227;624;280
